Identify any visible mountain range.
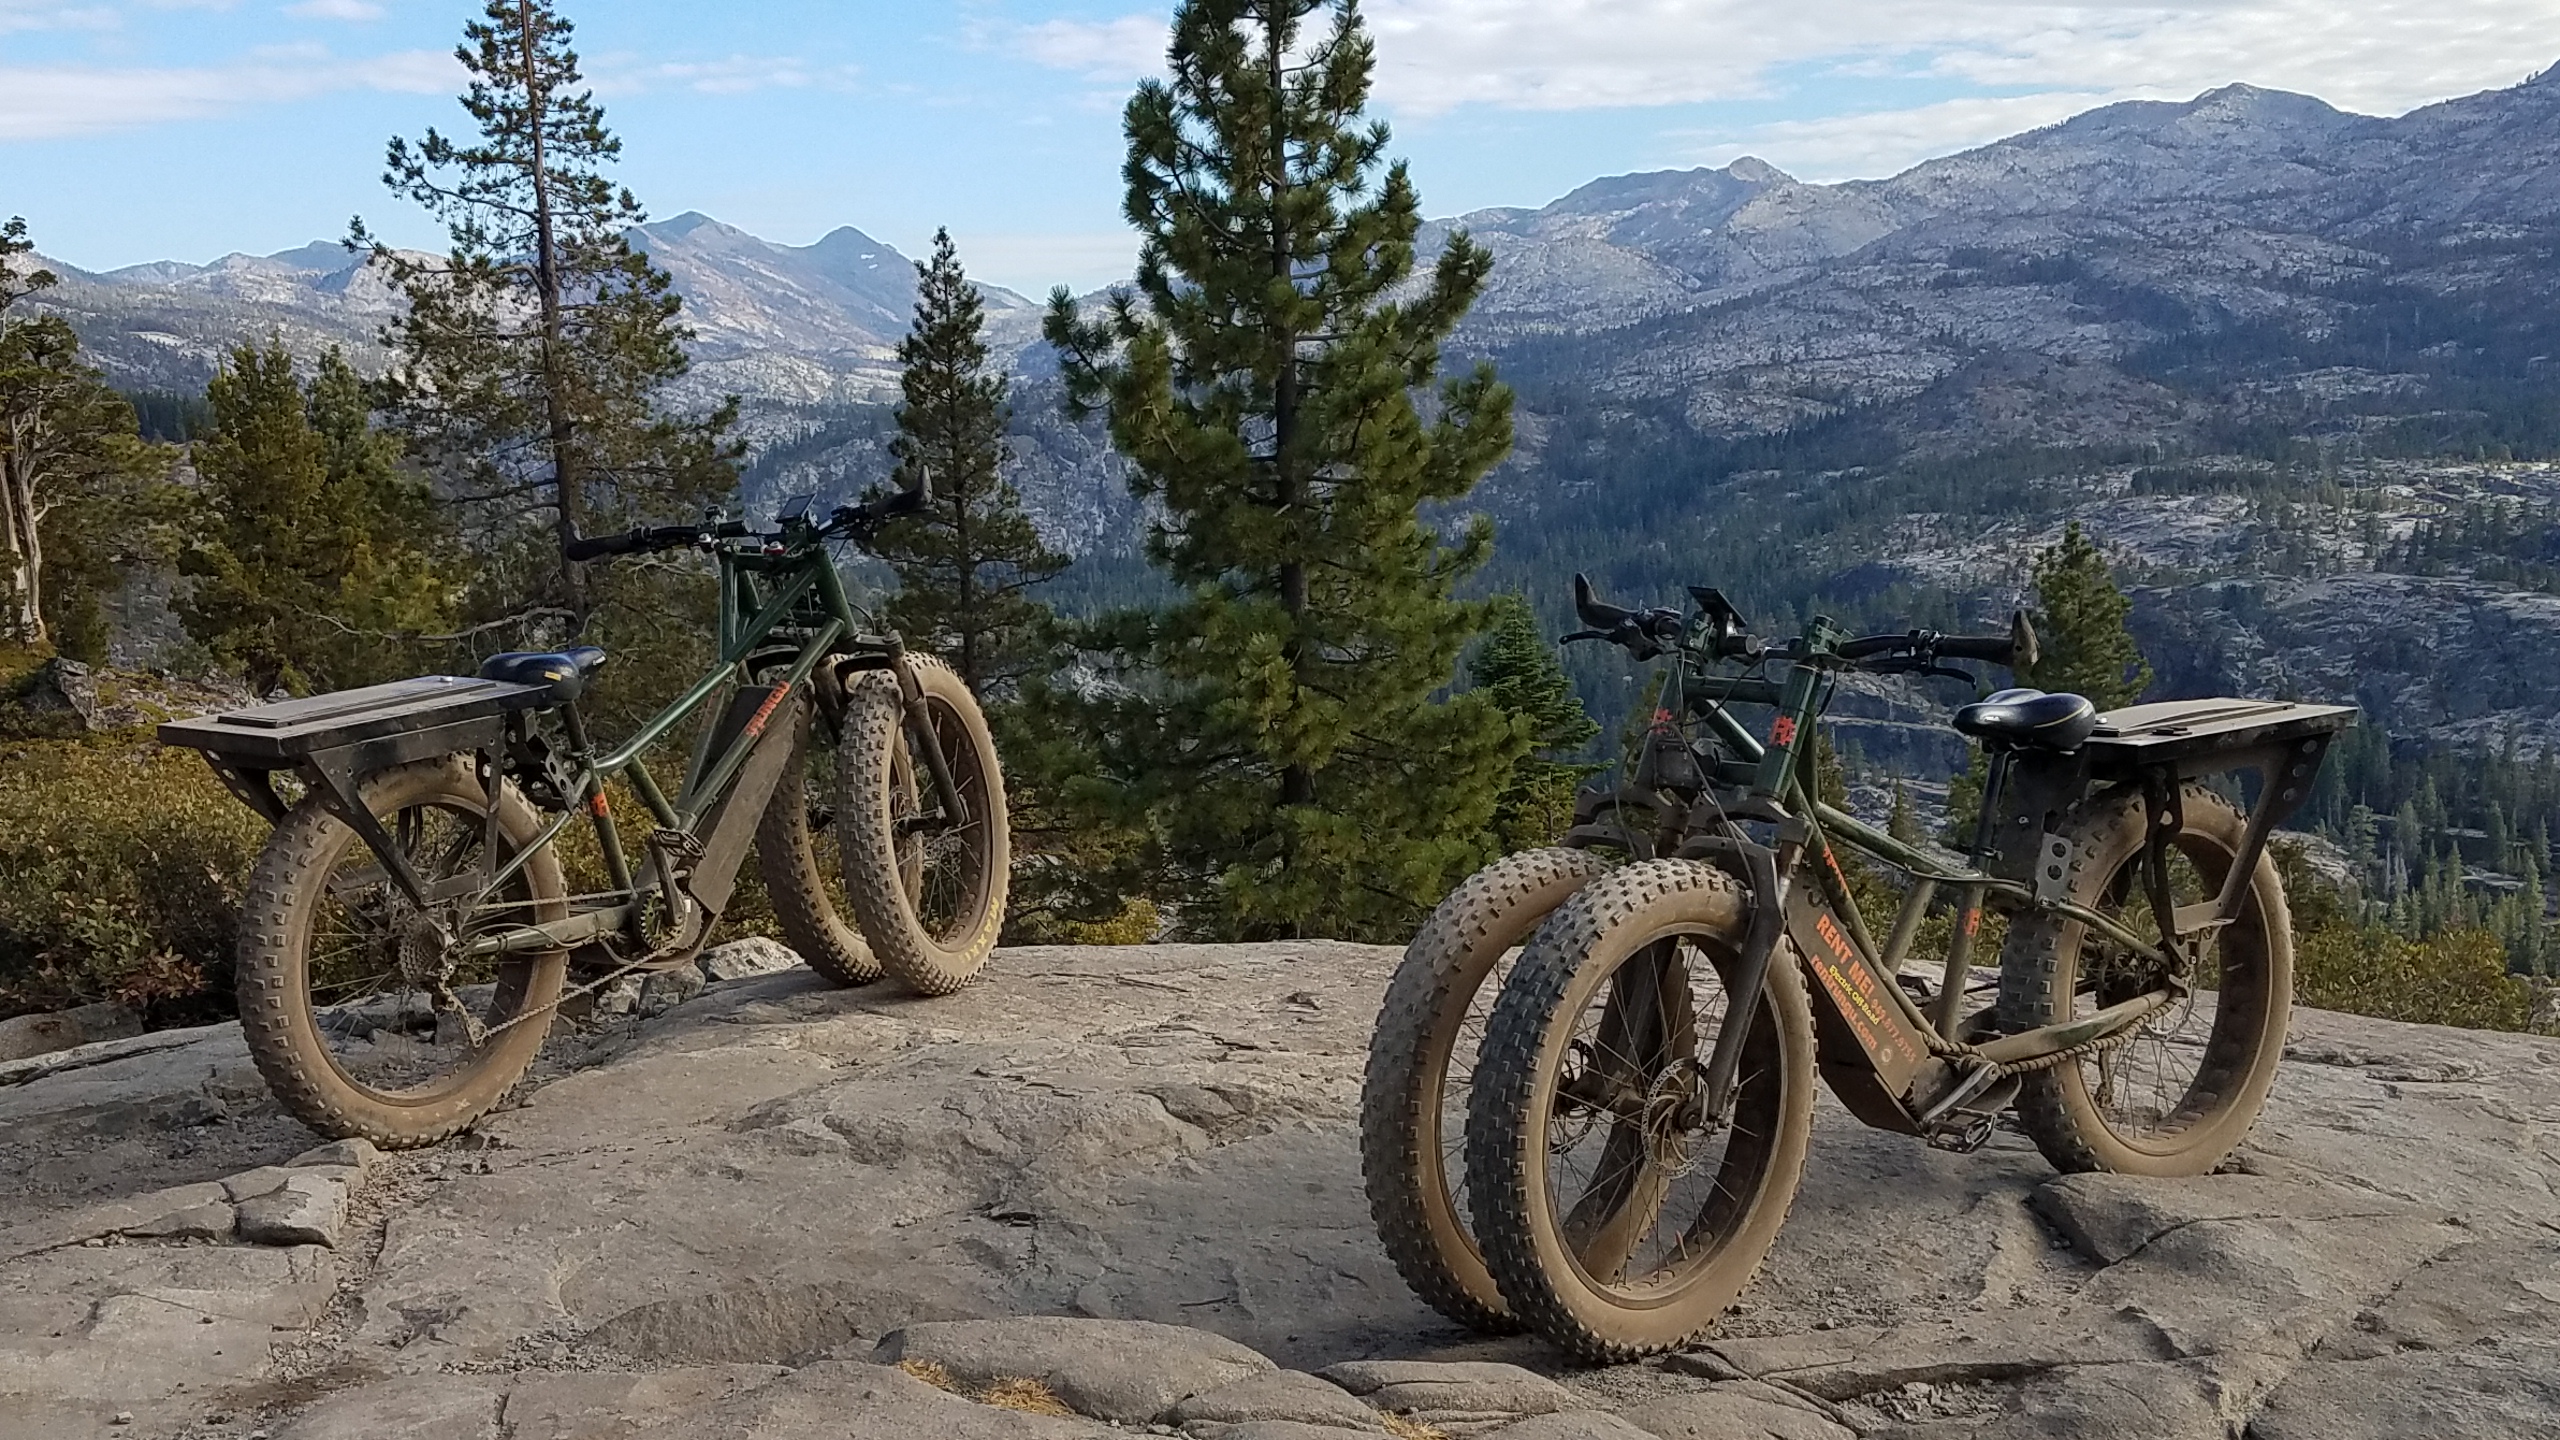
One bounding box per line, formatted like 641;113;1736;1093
29;63;2560;758
35;65;2560;452
27;215;1042;411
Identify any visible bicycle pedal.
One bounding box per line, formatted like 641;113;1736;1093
1925;1113;1999;1154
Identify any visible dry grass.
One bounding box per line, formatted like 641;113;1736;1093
979;1377;1076;1417
895;1358;958;1392
894;1361;1076;1420
1381;1414;1449;1440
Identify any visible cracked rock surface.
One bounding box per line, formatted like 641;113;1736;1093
0;942;2551;1439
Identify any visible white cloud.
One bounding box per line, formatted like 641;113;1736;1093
0;2;117;32
0;49;455;139
947;230;1141;295
1003;13;1164;81
284;0;386;20
586;53;857;97
1006;2;2560;122
1672;89;2136;181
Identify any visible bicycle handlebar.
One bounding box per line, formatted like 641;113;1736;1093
563;476;934;566
564;521;747;562
1564;572;2040;674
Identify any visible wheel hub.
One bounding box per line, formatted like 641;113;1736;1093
391;905;455;988
1640;1063;1707;1177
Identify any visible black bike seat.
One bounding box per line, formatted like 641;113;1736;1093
477;645;607;704
1953;687;2098;752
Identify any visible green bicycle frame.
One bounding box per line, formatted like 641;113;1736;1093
461;524;883;959
1682;632;2180;990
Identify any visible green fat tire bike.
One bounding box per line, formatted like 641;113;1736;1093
1365;573;2347;1358
166;484;1008;1149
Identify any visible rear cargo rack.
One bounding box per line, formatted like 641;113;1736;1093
1990;696;2357;890
2082;698;2357;778
158;674;552;824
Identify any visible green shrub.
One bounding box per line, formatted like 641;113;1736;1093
0;739;265;1018
2295;922;2541;1033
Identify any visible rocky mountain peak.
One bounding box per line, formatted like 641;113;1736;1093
1723;155;1792;186
260;240;360;274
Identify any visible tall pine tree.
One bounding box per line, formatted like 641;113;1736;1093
1947;520;2153;843
1043;0;1524;940
1;310;150;652
1469;597;1599;852
2024;521;2152;709
353;0;737;638
873;229;1066;697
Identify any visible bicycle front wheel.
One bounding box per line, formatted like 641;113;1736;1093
836;655;1009;995
1467;859;1815;1362
236;756;568;1148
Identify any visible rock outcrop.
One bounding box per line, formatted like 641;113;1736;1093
0;941;2551;1439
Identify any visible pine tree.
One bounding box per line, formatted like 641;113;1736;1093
0;312;149;651
2025;521;2151;709
0;217;54;315
872;229;1066;698
354;0;737;638
1888;780;1921;845
179;343;451;693
1469;597;1600;852
1042;0;1523;940
2513;852;2545;976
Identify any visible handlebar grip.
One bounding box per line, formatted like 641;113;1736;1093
1836;633;1909;661
564;528;646;562
1939;610;2040;669
1572;572;1633;630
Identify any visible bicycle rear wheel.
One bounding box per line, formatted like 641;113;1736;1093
1998;784;2292;1176
236;757;567;1148
755;700;882;986
1467;859;1815;1362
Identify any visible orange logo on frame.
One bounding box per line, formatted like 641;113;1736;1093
744;685;790;739
1771;714;1798;748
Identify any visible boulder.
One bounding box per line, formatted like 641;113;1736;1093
700;936;804;982
875;1316;1275;1423
1484;1415;1660;1440
274;1374;504;1440
234;1170;352;1247
1621;1386;1856;1440
1170;1369;1387;1430
1320;1359;1587;1420
648;1359;1111;1438
0;1001;142;1063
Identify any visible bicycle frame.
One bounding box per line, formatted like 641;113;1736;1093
451;518;939;967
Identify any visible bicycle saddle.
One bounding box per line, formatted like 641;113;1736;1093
1952;687;2097;752
478;645;608;704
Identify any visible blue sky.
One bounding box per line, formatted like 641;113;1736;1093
4;1;2556;296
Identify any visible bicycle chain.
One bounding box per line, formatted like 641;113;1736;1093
1905;999;2149;1078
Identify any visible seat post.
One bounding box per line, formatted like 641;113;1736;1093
1968;748;2013;864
